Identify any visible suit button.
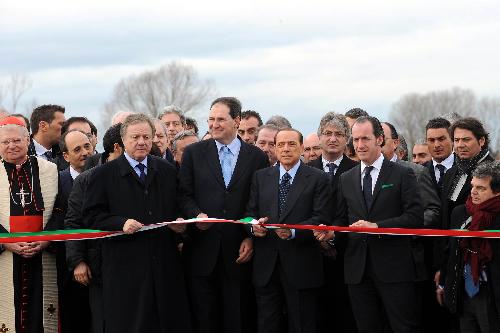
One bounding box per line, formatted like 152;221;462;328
222;209;227;214
144;190;148;195
148;211;152;216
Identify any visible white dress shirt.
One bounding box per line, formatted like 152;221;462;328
360;153;385;194
321;155;343;175
432;154;455;183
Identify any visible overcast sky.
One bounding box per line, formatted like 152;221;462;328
1;0;499;135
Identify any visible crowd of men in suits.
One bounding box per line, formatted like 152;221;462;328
0;99;499;333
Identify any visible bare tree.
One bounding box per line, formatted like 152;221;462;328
102;61;217;127
0;74;33;114
389;87;499;153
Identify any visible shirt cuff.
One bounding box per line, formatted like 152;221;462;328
288;229;296;240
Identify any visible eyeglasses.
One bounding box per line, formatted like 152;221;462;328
0;138;24;146
321;131;345;138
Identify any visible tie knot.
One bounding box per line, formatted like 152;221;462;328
282;172;291;182
137;163;145;172
43;151;52;159
365;165;374;175
327;163;337;172
436;164;446;172
221;145;231;154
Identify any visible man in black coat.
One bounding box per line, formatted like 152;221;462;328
307;112;358;333
247;128;331;333
179;97;269;333
317;116;423;333
83;114;191;333
57;130;93;333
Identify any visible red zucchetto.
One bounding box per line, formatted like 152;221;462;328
0;116;27;127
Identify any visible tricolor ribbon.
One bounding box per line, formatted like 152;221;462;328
2;217;500;243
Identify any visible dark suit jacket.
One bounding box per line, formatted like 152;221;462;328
84;153;103;171
178;138;269;279
28;139;67;170
82;154;191;333
423;155;457;196
58;167;74;209
246;163;331;289
334;158;423;284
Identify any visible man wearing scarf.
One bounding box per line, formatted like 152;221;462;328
435;118;494;278
439;161;500;332
0;117;61;333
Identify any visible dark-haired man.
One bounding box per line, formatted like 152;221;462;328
29;104;66;167
317;116;423;333
345;107;369;128
238;110;263;145
179;97;269;333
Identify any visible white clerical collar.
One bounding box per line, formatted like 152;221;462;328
69;166;80;180
33;138;51;157
433;153;454;170
322;155;343;170
361;153;384;174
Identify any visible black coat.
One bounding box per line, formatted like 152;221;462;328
178;138;269;279
246;163;331;289
334;158;424;284
82;154;191;333
444;205;500;317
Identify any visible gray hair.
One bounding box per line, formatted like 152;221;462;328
171;130;197;151
111;110;136;125
265;115;292;129
158;105;186;125
120;114;156;138
0;124;30;137
473;161;500;193
153;119;167;135
256;124;279;140
414;138;428;146
317;112;351;138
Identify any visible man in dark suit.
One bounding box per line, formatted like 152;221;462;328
28;104;66;169
316;116;423;333
423;117;455;195
57;129;93;333
307;112;358;333
83;114;191;333
247;128;331;333
179;97;269;333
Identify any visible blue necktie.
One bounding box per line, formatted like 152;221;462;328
220;146;232;187
436;164;446;188
363;166;374;209
43;151;53;160
137;163;146;184
463;263;480;298
327;163;337;179
279;173;291;216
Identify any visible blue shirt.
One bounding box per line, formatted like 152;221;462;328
215;137;241;177
124;152;148;178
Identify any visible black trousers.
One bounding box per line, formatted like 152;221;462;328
89;282;103;333
255;260;320;333
187;252;255;333
460;285;500;333
348;257;421;333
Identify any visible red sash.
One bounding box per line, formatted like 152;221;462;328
9;215;43;233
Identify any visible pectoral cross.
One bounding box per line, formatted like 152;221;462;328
46;304;56;316
0;323;9;332
16;187;30;208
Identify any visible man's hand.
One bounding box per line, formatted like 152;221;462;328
320;241;338;258
275;228;292;240
351;220;378;228
23;241;50;257
168;218;187;234
436;286;444;306
313;224;334;242
4;242;31;257
236;238;253;264
196;213;213;231
74;262;92;286
434;271;441;288
252;217;268;237
123;219;143;234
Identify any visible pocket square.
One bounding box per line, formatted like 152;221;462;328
381;184;394;189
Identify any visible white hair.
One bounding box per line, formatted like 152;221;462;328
111;111;136;125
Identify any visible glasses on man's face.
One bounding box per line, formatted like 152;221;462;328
321;131;345;138
0;138;24;146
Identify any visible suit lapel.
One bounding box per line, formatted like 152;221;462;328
144;156;157;189
268;166;280;222
279;164;310;223
228;140;251;189
205;140;226;188
371;159;394;211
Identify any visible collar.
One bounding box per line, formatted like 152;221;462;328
433;153;455;170
361;153;384;175
390;154;398;162
69;166;80;180
33;138;51;156
124;152;148;169
322;155;343;169
279;160;301;183
215;136;241;156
